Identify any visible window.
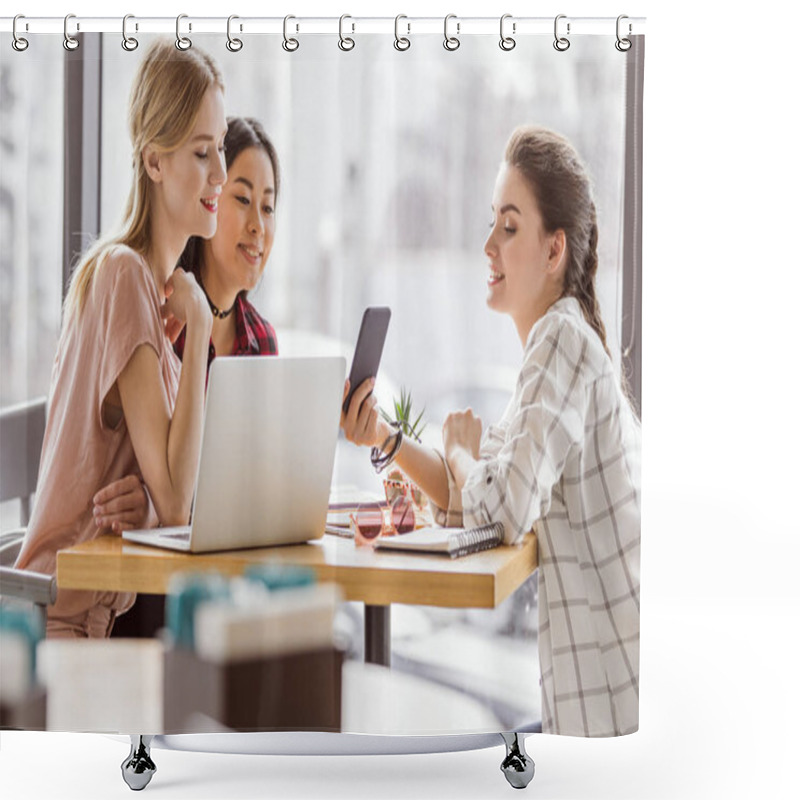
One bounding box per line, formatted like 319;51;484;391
0;43;64;407
99;34;630;438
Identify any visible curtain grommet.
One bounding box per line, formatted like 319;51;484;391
553;14;570;52
443;14;460;51
338;14;355;51
122;14;139;51
63;13;79;51
226;15;243;52
12;14;29;52
499;14;516;51
615;15;632;52
175;14;192;51
282;15;299;52
394;14;411;51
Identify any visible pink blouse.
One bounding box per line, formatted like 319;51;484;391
15;246;180;621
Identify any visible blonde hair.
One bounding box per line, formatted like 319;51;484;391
63;38;224;321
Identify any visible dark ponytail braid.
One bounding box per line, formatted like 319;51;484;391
504;126;610;357
569;211;610;357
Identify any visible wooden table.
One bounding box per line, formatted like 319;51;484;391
57;533;537;667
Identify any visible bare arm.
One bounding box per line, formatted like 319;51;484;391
339;378;450;509
391;435;451;510
116;269;211;526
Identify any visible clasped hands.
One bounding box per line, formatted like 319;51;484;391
441;408;482;489
93;474;149;533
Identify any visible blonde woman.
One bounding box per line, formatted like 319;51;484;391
93;117;281;540
106;118;283;638
14;39;227;639
342;126;641;737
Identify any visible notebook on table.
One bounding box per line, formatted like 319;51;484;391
373;521;505;559
123;355;345;553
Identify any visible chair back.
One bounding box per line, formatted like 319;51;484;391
0;397;47;525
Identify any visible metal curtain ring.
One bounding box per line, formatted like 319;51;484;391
282;15;299;52
122;14;139;51
226;15;243;52
616;15;632;52
176;14;192;50
394;14;410;51
63;13;79;51
499;14;516;51
553;14;570;51
12;14;29;52
443;14;460;51
338;14;355;51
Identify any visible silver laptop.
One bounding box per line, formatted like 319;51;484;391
123;355;345;553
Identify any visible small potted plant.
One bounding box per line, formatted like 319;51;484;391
381;388;428;513
381;386;426;443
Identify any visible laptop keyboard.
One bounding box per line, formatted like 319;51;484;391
155;528;191;540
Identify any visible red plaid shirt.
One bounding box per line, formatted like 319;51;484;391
173;293;278;370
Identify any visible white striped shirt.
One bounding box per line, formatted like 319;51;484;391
434;297;641;737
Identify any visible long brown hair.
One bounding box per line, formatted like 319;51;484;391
63;38;224;321
179;116;281;292
504;125;609;356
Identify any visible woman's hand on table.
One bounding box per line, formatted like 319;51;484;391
93;475;150;533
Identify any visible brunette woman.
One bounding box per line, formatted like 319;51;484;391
342;126;641;737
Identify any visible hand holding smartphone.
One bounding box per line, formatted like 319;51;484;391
342;307;391;414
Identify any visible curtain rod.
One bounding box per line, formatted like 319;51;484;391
1;16;646;37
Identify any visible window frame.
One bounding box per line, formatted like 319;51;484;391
621;35;644;416
62;33;102;301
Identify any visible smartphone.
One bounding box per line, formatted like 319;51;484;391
342;306;391;414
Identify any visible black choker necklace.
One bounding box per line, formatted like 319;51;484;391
199;279;235;320
206;294;235;320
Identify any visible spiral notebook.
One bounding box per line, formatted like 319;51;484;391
373;522;505;559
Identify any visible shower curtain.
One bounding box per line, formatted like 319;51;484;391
0;17;644;746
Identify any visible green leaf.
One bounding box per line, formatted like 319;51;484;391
383;386;427;441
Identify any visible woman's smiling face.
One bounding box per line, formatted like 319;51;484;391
484;162;564;337
203;146;276;294
156;85;228;241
